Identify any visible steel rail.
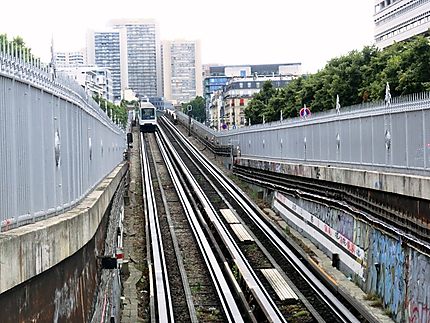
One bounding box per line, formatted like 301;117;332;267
140;133;175;323
159;118;287;322
163;116;361;323
148;133;199;323
155;130;245;322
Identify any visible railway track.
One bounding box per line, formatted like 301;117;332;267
140;132;174;323
232;163;430;255
141;131;247;322
157;115;365;323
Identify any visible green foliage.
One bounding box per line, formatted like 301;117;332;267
245;81;276;124
181;96;206;122
93;94;128;128
245;35;430;124
0;34;35;62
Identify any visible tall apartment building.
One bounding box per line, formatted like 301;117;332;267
109;19;162;99
162;40;202;104
87;28;128;102
374;0;430;48
54;51;86;68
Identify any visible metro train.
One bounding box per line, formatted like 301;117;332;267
139;101;157;132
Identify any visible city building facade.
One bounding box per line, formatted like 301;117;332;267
374;0;430;48
87;28;128;103
204;63;301;129
162;39;202;105
54;51;86;68
209;74;295;130
109;19;162;99
203;63;301;103
59;65;114;102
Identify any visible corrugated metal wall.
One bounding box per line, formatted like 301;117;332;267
0;54;125;230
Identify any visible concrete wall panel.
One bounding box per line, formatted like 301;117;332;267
0;163;127;295
407;251;430;322
366;230;406;321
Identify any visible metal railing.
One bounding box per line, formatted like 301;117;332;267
178;92;430;173
0;50;126;231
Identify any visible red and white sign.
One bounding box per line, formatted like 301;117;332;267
116;248;124;265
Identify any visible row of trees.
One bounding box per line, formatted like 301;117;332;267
245;35;430;125
92;95;128;128
181;96;206;122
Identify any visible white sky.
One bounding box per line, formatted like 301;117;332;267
1;0;375;73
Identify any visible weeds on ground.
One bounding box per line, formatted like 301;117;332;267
364;293;384;308
191;282;202;293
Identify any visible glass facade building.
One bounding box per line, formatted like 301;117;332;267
203;63;301;103
204;76;229;102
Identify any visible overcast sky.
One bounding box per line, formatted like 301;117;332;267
1;0;375;73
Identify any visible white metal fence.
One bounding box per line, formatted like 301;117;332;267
0;51;126;230
178;92;430;172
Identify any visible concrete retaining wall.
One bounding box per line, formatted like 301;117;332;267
0;162;127;295
237;157;430;201
274;188;430;323
0;213;107;322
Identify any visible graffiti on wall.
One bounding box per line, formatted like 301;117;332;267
353;220;371;263
275;192;365;271
408;251;430;323
367;230;405;321
290;195;355;243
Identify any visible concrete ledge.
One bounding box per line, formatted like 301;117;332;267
0;162;128;294
237;157;430;201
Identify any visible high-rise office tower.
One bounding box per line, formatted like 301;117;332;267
374;0;430;48
109;19;162;99
87;28;128;102
162;40;202;104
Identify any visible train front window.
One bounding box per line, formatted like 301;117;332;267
141;108;155;119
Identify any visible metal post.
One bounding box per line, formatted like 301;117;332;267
188;112;191;136
187;104;192;136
